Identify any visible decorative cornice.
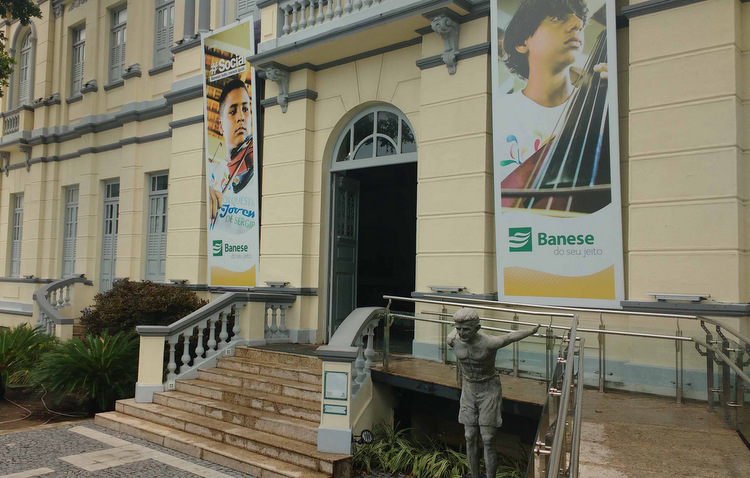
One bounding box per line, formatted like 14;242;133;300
164;75;204;105
104;79;124;91
416;41;489;70
260;89;318;108
171;35;201;54
149;63;173;76
620;0;705;19
168;115;204;129
5;131;172;173
621;300;750;318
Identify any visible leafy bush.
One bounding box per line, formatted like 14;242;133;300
354;423;525;478
31;331;139;413
80;279;208;336
0;324;55;399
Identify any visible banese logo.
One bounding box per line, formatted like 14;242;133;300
212;240;223;256
509;227;533;252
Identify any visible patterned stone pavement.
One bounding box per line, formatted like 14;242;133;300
0;421;252;477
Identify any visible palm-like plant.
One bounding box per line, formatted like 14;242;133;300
31;331;139;413
0;324;55;399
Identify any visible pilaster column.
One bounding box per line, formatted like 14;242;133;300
183;0;196;39
198;0;211;33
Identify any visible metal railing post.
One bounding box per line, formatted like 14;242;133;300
705;324;715;412
512;313;519;378
441;304;447;364
384;301;392;372
598;315;606;393
674;324;683;403
721;336;732;427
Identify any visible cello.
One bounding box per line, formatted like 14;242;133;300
500;29;611;216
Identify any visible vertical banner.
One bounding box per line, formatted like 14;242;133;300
491;0;624;307
202;18;259;287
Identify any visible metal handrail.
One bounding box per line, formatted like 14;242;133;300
568;338;585;478
694;337;750;386
546;317;579;477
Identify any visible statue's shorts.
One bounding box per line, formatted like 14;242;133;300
458;375;503;428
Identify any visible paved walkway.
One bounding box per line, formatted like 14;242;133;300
0;421;253;477
578;390;750;478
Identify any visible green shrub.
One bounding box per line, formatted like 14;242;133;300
31;331;139;413
0;324;55;399
353;423;526;478
80;279;208;336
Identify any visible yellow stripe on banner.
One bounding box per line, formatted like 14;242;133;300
210;265;256;287
504;265;615;299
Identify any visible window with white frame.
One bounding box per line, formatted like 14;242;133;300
331;105;418;172
10;194;23;277
145;174;168;282
17;31;33;106
62;186;79;278
109;6;127;83
71;25;85;96
154;0;174;68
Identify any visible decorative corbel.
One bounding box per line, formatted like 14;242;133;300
431;14;460;75
53;4;64;18
19;145;31;172
0;151;9;177
123;63;142;79
264;64;290;113
80;79;98;94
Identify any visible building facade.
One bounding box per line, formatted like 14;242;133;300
0;0;749;401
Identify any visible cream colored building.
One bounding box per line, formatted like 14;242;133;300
0;0;748;404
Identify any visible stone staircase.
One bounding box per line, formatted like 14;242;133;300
95;347;352;478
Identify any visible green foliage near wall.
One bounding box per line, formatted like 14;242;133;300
31;331;139;413
0;324;55;399
80;279;208;336
354;423;526;478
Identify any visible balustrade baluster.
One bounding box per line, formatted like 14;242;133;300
219;311;229;344
327;0;335;20
353;334;366;393
166;337;178;381
363;0;372;7
334;0;343;17
308;0;316;26
278;305;288;337
317;0;325;23
299;1;307;29
46;316;52;335
50;321;56;336
270;306;279;337
283;6;291;35
57;288;65;308
364;325;376;374
49;290;57;309
180;332;192;372
231;305;240;338
207;316;217;352
264;306;270;337
195;322;206;360
353;0;362;11
344;0;352;14
64;284;71;307
290;3;299;32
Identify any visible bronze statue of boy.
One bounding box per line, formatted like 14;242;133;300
447;308;539;478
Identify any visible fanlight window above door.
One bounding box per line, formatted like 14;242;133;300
332;106;417;171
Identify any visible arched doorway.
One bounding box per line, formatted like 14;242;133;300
327;105;417;340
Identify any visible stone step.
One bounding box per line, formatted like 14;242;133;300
113;400;345;475
235;346;322;370
176;378;321;422
153;390;319;445
218;356;322;386
198;367;321;402
96;411;348;478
